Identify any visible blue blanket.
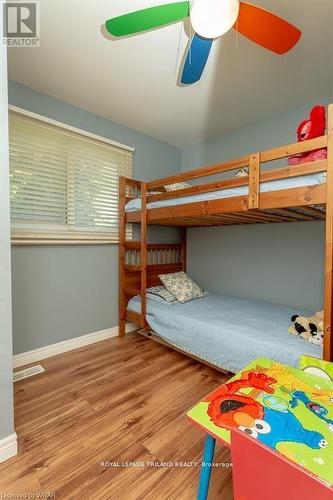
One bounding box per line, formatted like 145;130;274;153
125;173;325;212
128;293;322;373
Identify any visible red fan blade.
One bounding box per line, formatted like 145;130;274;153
234;2;301;54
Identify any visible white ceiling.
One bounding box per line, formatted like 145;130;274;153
8;0;333;147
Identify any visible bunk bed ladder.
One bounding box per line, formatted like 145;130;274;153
119;177;187;337
119;177;149;336
324;103;333;361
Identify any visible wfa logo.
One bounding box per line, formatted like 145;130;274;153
2;1;40;46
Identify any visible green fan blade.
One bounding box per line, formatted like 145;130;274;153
105;2;190;37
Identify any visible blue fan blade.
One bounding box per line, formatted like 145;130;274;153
181;34;213;84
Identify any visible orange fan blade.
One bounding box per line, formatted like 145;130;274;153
234;2;301;54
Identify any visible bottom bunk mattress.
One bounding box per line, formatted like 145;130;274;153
127;293;322;373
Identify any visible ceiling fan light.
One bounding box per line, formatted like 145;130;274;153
190;0;240;39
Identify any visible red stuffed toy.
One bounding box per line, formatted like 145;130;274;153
288;105;327;165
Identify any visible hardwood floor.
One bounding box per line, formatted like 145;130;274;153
0;333;233;499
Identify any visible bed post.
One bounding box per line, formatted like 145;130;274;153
118;176;127;337
181;227;187;272
141;182;148;329
324;103;333;361
248;153;260;210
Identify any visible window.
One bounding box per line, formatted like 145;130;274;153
9;109;133;244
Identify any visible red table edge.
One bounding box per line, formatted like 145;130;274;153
187;415;333;489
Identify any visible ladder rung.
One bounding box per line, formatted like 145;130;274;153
123;241;141;249
124;241;182;250
124;287;141;296
124;263;183;273
124;265;141;272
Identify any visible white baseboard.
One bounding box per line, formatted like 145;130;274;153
13;323;137;369
0;433;17;463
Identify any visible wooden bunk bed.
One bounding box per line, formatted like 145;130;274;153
119;104;333;365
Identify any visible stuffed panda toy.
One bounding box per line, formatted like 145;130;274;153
289;311;324;346
235;167;249;177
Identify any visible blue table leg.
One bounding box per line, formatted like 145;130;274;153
197;434;216;500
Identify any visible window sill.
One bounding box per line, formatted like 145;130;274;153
11;229;131;246
11;239;119;246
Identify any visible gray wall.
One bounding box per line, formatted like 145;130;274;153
0;46;15;439
182;100;329;311
188;223;324;311
182;100;329;170
9;82;181;354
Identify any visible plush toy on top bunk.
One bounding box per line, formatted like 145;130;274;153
288;105;327;166
235;167;249;177
289;310;324;346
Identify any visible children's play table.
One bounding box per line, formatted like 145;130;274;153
187;357;333;500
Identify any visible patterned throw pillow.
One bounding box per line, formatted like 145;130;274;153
159;272;204;303
164;182;191;192
146;285;177;305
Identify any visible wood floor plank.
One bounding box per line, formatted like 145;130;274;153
0;333;232;499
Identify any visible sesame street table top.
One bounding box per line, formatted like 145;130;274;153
187;357;333;485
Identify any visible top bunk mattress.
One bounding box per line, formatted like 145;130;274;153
125;172;326;212
127;293;322;373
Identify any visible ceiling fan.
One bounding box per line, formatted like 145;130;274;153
105;1;301;85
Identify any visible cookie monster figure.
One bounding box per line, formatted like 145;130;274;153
253;406;327;450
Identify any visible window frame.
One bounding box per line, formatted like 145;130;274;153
9;106;135;246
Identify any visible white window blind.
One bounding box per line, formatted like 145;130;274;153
9;111;133;244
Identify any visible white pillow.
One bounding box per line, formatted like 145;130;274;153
159;272;204;303
164;182;191;192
